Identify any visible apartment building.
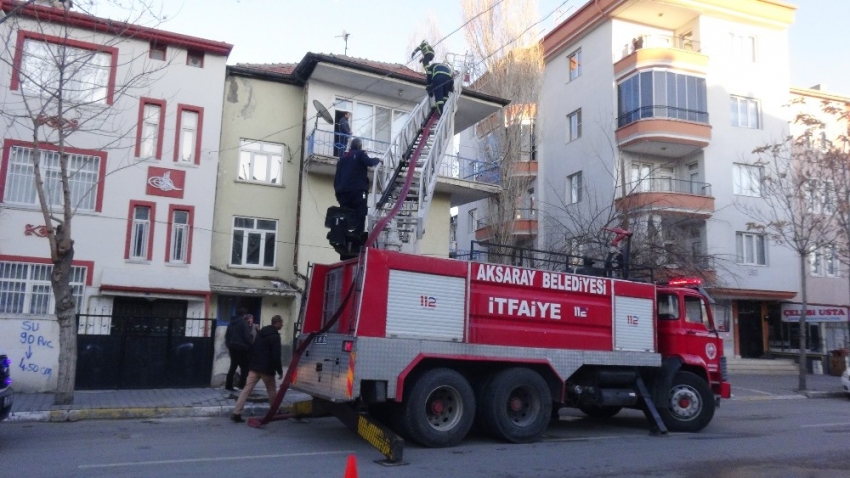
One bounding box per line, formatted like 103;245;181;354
0;1;230;390
535;0;813;361
210;54;504;365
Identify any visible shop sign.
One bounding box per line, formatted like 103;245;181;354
780;304;849;322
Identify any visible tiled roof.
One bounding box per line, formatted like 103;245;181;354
233;63;298;76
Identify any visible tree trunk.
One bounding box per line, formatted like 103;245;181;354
52;237;77;405
798;253;808;392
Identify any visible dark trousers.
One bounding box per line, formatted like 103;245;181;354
431;79;453;114
225;347;250;390
336;190;368;235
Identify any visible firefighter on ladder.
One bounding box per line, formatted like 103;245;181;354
411;40;435;66
425;60;453;116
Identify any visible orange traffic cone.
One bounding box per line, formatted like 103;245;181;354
343;454;358;478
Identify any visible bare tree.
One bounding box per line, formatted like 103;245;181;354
0;0;168;404
461;0;543;257
737;120;838;391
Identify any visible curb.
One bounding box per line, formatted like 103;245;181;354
7;403;274;423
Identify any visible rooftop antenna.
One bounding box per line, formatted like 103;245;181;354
336;30;350;56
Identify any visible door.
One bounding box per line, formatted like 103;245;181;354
737;301;764;358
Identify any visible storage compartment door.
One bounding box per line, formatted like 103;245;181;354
614;296;655;352
386;270;466;341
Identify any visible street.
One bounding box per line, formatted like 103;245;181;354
2;397;849;477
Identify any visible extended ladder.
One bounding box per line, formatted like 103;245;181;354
366;54;473;253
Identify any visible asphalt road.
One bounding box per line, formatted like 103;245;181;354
2;397;849;477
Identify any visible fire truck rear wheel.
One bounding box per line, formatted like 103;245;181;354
659;371;715;432
400;368;475;448
479;368;552;443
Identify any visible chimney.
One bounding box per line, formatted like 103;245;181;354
810;84;825;91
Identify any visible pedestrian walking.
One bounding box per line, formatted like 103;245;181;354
230;315;285;423
224;308;252;391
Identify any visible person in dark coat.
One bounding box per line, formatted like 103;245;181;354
425;62;453;115
333;138;381;236
230;315;284;422
335;112;352;157
224;309;252;391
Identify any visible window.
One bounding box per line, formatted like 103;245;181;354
238;140;284;184
567;109;581;142
811;246;839;277
174;105;203;164
335;98;409;152
684;296;710;329
631;162;652;192
688;163;701;194
231;217;277;268
657;293;680;320
135;98;165;159
13;32;117;105
730;96;760;129
736;232;766;265
733;163;763;197
150;42;166;61
2;141;104;212
617;71;708;127
568;49;582;81
567;172;582;204
187;50;204;68
805;180;835;215
0;260;87;314
729;32;756;63
166;206;194;264
468;209;477;233
126;201;156;261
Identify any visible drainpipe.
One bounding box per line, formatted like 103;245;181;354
293;84;309;287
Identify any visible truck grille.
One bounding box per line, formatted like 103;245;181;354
720;356;728;382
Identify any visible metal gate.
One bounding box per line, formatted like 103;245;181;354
76;309;216;390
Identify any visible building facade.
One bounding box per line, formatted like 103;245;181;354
210;54;504;370
534;0;849;363
0;1;230;391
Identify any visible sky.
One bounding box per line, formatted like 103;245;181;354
95;0;849;97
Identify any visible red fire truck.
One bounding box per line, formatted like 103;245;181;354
288;242;731;458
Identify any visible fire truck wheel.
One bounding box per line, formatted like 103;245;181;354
659;371;715;432
578;404;622;419
479;368;552;443
400;368;475;448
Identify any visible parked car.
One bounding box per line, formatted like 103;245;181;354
1;350;12;421
842;367;850;399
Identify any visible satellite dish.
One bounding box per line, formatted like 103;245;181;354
313;99;334;125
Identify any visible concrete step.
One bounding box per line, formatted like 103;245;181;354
726;358;800;374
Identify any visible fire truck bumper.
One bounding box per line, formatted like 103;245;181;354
714;381;732;399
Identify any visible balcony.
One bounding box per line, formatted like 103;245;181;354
306;128;500;204
616;106;711;158
614;34;708;79
507;160;537;179
475;208;538;241
615;178;714;218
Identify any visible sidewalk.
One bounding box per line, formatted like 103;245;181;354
5;373;846;423
729;372;847;401
7;382;312;423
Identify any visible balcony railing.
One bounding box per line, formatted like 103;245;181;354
624;178;712;197
307;128;500;186
618;106;709;128
475;208;538;230
620;34;701;60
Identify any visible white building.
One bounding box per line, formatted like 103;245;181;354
0;1;230;390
